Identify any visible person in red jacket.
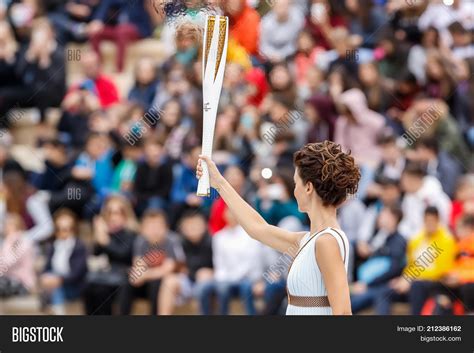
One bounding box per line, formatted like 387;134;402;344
208;165;247;235
223;0;260;56
62;50;119;112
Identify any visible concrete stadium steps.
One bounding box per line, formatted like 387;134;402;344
66;38;167;84
358;303;410;315
8;107;62;151
66;38;167;96
0;296;248;315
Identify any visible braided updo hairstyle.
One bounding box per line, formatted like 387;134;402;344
294;141;361;207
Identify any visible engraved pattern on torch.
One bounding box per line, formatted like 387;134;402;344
204;16;215;72
214;17;227;81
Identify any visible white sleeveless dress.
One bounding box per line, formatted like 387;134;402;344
286;227;350;315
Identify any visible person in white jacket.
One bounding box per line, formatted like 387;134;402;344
399;163;451;239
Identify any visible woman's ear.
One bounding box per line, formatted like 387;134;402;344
305;181;313;194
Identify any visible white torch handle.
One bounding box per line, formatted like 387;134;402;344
197;15;228;197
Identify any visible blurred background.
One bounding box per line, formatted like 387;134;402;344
0;0;473;315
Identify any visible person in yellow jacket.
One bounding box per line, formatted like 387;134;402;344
437;215;474;314
372;206;457;315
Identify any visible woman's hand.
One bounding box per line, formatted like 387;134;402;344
93;216;110;246
196;155;225;190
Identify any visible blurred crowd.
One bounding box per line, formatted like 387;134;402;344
0;0;473;315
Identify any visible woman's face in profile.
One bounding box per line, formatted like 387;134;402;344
293;168;309;213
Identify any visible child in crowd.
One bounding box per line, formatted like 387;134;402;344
158;211;213;315
351;205;406;313
40;209;88;315
120;210;182;315
133;137;173;216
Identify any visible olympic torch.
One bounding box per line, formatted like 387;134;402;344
196;15;229;197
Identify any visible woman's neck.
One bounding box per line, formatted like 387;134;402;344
308;201;339;235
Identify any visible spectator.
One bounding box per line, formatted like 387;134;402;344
158;211;213;315
268;63;297;104
83;194;137;315
128;57;159;112
375;34;409;80
34;138;89;216
407;26;441;85
358;62;392;113
267;93;307;149
48;0;99;43
0;18;65;121
88;0;152;72
255;169;306;228
120;209;181;315
335;88;385;168
63;50;119;110
402;99;471;169
133;136;173;216
1;169;53;242
198;209;265;315
399;163;451;239
375;206;456;315
72;133;114;213
366;133;405;200
244;67;269;108
208;165;248;236
34;138;72;194
0;213;36;298
223;0;260;56
111;141;142;195
259;0;304;63
449;22;474;59
345;0;387;48
413;137;464;198
170;144;203;226
358;177;402;250
351;205;406;313
450;174;474;231
0;21;20;122
305;0;347;50
40;208;88;314
335;88;385;198
304;95;337;143
253;246;289;315
438;215;474;314
156;99;194;162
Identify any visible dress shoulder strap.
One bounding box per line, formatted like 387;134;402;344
319;227;347;264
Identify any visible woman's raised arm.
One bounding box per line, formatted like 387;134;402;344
197;155;304;253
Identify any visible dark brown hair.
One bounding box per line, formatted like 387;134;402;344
293;141;361;207
53;208;79;235
386;205;403;224
142;209;168;225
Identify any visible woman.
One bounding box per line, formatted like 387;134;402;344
0;213;36;298
83;194;137;315
1;169;53;243
127;57;159;112
196;140;361;315
0;18;65;123
40;208;88;315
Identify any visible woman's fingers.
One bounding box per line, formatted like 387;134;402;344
198;154;212;164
